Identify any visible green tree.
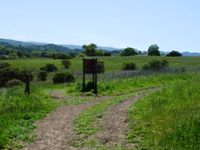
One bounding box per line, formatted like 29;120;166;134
166;50;182;57
82;43;97;56
8;53;18;59
96;49;104;56
120;47;138;56
148;44;160;56
30;50;42;58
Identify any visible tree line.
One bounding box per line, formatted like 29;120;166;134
82;43;182;57
0;42;182;60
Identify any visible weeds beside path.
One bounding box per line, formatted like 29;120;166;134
21;87;160;150
93;92;154;149
21;95;113;150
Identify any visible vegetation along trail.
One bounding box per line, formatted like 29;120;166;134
21;94;111;150
21;87;159;150
92;91;154;148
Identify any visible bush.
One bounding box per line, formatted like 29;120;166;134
142;59;169;70
166;50;182;57
40;63;57;72
79;81;96;92
97;61;105;73
77;53;86;57
53;72;75;84
122;62;136;70
61;59;71;69
5;79;23;87
20;70;34;82
104;52;111;56
53;53;73;59
37;70;47;81
0;63;10;69
0;68;33;87
85;81;95;92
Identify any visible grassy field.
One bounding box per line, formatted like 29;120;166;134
2;56;200;73
0;56;200;149
0;85;58;149
127;74;200;149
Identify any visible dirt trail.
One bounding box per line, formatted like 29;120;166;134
21;88;159;150
21;96;111;150
93;92;152;149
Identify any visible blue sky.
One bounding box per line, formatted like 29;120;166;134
0;0;200;52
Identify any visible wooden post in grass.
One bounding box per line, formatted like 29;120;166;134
83;58;97;94
25;73;30;94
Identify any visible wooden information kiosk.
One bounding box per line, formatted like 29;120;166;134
83;58;97;94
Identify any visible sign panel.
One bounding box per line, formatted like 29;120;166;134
84;59;96;74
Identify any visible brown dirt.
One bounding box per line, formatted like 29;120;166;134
21;95;112;150
93;92;153;149
21;88;159;150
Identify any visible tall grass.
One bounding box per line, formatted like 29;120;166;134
96;72;196;96
0;85;58;149
127;74;200;149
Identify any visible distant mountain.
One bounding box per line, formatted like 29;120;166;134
61;44;122;51
0;38;82;54
0;38;45;46
181;52;200;56
61;44;82;49
160;51;200;56
0;38;121;51
97;46;122;51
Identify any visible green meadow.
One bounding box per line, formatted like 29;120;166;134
0;56;200;149
3;56;200;73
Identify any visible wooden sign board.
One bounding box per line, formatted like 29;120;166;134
83;58;97;94
84;59;97;74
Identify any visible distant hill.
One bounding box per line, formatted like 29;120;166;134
0;38;200;56
0;38;122;52
162;51;200;56
0;38;45;46
61;44;122;51
0;38;82;54
181;52;200;56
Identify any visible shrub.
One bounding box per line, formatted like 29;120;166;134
142;59;169;70
122;62;137;70
97;61;105;73
0;63;10;69
5;79;23;87
77;53;86;57
53;72;75;84
0;68;33;87
104;52;111;56
53;53;72;59
166;50;182;57
40;63;57;72
86;81;95;92
61;59;71;69
76;81;98;93
20;70;34;82
37;70;47;81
